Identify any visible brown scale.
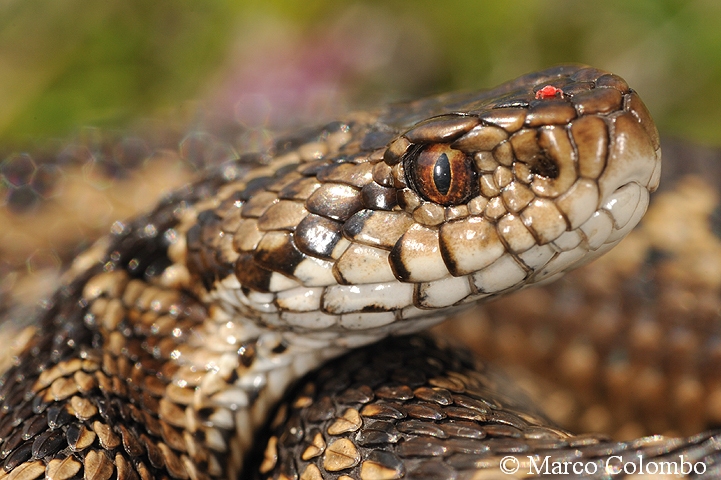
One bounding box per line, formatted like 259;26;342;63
0;270;214;480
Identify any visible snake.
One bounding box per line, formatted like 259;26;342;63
0;64;718;479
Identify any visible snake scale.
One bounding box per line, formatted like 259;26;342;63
1;64;720;479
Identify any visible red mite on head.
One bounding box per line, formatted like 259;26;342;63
535;85;564;99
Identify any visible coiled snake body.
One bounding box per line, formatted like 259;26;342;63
2;65;719;479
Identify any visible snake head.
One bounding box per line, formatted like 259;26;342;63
375;65;661;302
206;65;659;338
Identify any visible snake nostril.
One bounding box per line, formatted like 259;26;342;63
529;154;559;179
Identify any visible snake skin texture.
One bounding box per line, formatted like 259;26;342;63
0;65;674;479
255;336;721;479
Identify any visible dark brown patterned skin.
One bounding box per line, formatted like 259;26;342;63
254;335;564;479
0;65;671;480
255;336;721;479
0;171;241;480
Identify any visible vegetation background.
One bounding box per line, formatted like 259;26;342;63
1;0;719;146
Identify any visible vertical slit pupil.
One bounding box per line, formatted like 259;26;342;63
433;153;451;195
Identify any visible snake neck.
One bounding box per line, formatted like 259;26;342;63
1;261;354;478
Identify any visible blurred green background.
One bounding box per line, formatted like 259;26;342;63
1;0;720;146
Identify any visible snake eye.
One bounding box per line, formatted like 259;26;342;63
407;144;478;206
